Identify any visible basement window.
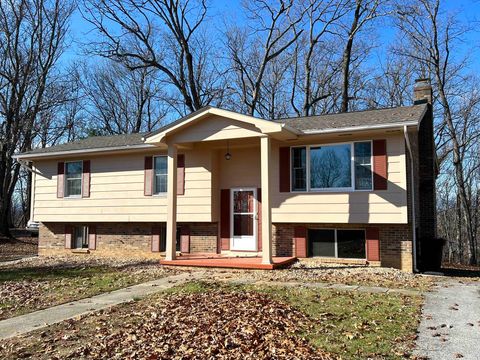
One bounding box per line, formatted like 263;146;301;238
308;229;366;259
73;225;89;249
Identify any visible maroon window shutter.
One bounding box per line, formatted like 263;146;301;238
151;225;160;252
294;226;307;258
144;156;153;196
220;189;230;250
57;162;65;198
279;147;290;192
257;188;262;251
82;160;91;198
180;225;190;253
88;225;96;250
65;225;73;249
177;154;185;195
366;227;380;261
373;139;387;190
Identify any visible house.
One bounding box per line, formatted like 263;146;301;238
14;79;436;272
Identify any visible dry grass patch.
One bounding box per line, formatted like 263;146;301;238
0;281;423;360
205;260;435;291
0;256;180;320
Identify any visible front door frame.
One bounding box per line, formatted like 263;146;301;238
230;187;257;251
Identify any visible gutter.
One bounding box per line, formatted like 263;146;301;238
13;143;156;160
404;125;419;273
301;120;418;135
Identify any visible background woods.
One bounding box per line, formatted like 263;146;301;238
0;0;479;265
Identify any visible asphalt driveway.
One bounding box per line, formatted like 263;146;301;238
415;279;480;359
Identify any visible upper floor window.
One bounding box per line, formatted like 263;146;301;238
65;161;82;197
154;156;168;194
291;141;372;192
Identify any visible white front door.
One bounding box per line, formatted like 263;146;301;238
231;188;257;251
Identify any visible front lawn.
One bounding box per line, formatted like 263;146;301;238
0;281;423;360
0;256;179;320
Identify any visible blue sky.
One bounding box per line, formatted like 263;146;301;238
66;0;480;73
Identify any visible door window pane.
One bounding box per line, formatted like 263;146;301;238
233;214;254;236
310;144;351;189
354;142;372;190
291;147;306;191
65;161;82;197
154;156;168;194
337;230;366;259
233;191;254;213
308;229;335;257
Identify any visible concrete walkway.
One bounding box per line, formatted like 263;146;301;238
415;279;480;360
0;271;203;340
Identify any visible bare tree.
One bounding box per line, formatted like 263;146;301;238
396;0;479;264
0;0;75;238
289;0;349;116
82;61;167;135
339;0;386;113
82;0;224;115
226;0;306;117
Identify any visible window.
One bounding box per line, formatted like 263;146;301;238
354;142;372;190
337;230;366;259
307;229;366;259
308;229;335;257
310;144;351;189
73;225;89;249
291;141;373;192
291;147;306;191
158;226;181;252
154;156;167;194
65;161;82;197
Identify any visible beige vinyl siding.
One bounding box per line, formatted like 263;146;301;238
33;149;213;222
271;134;408;224
32;129;408;224
168;115;264;143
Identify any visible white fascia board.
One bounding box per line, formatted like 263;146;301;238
300;121;419;135
13;144;156;160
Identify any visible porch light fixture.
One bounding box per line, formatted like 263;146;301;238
225;140;232;160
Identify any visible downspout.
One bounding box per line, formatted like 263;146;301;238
404;126;419;272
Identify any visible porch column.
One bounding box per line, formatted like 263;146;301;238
260;136;273;264
166;144;178;261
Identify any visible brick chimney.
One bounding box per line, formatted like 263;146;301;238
413;78;432;104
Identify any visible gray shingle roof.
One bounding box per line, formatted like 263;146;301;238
21;132;147;155
18;104;427;157
275;104;427;132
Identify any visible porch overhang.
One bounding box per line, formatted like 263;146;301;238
144;107;300;145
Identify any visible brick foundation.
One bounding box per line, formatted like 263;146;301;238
273;223;413;272
40;221;413;271
189;223;218;253
39;222;218;259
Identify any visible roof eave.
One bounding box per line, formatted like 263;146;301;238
299;121;419;135
13;143;157;161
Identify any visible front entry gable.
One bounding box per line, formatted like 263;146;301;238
165;115;266;143
144;107;298;145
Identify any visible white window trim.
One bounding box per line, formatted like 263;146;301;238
308;228;367;260
64;160;83;198
290;140;373;193
153;155;168;196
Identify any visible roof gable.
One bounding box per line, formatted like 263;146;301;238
144;107;298;144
